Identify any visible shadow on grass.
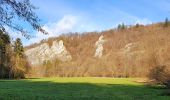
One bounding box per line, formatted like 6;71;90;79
0;79;169;100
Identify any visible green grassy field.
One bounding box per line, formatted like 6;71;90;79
0;77;169;100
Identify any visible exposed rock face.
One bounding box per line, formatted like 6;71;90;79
94;35;106;58
121;43;138;53
120;42;145;56
25;40;72;65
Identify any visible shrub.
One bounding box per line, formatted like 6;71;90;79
148;65;170;88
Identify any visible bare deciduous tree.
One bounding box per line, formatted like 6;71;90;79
0;0;48;39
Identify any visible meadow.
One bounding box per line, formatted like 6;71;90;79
0;77;169;100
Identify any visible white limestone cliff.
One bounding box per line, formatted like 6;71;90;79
94;35;106;58
25;40;72;65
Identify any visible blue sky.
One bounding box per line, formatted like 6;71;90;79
14;0;170;46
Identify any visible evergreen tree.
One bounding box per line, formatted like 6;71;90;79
0;30;11;78
117;23;126;30
118;24;122;30
14;38;24;57
164;17;169;27
135;23;140;28
121;23;126;29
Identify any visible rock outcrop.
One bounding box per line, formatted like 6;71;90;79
120;42;145;55
94;35;106;58
25;40;72;65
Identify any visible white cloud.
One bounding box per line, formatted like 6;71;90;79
44;15;77;35
25;15;78;46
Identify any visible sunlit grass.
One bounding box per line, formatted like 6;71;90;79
0;77;169;100
25;77;141;84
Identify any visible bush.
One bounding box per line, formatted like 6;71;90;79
149;65;170;88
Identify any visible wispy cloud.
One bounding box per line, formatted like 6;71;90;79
44;15;77;35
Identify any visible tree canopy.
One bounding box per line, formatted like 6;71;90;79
0;0;47;39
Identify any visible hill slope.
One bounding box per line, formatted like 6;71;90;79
25;23;170;77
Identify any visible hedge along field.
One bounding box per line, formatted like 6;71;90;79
0;77;169;100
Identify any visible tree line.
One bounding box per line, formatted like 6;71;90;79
0;30;29;78
0;0;45;79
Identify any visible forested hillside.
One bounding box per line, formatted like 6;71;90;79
25;22;170;77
